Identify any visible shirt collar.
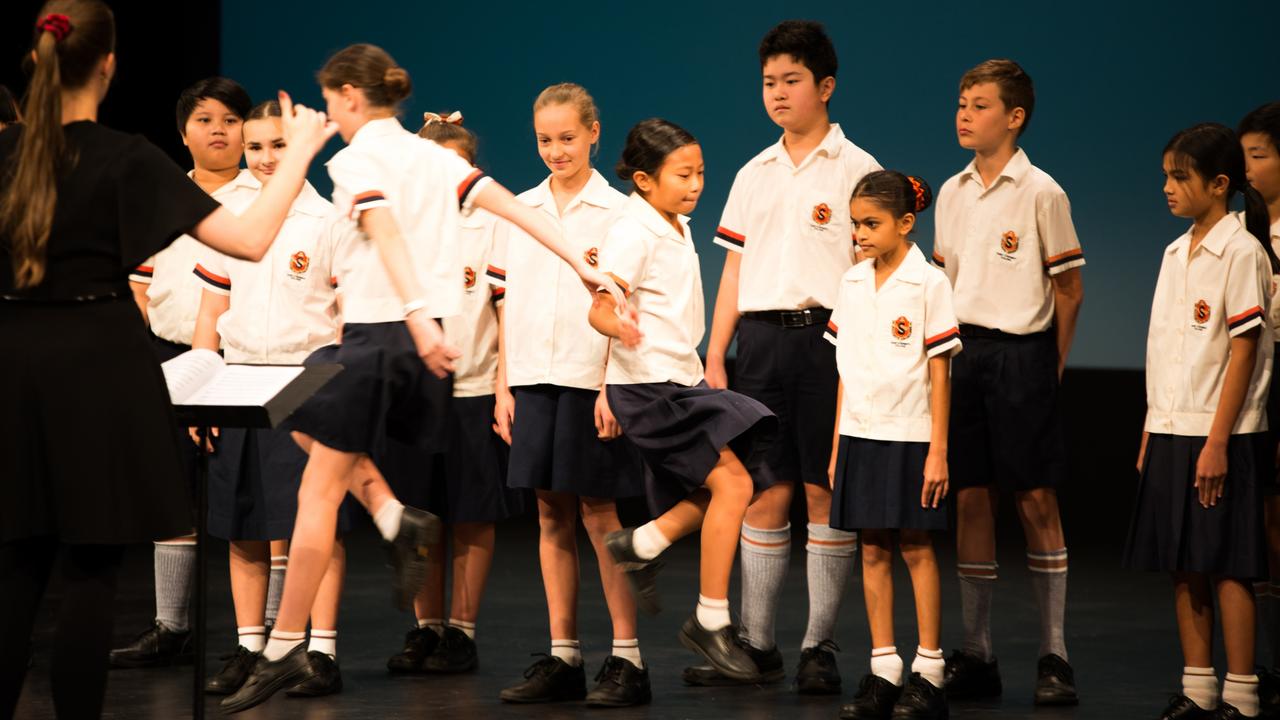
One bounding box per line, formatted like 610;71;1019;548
624;192;689;243
349;116;406;146
527;169;617;212
188;168;261;200
1168;212;1243;259
959;147;1032;189
762;123;846;169
848;243;928;285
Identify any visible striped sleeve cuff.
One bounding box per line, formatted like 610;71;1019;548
931;251;945;268
489;285;505;305
1044;248;1085;275
129;264;154;284
823;320;838;346
484;264;507;287
352;190;390;214
713;226;745;253
457;170;491;212
193;264;231;295
925;327;962;357
1228;305;1265;336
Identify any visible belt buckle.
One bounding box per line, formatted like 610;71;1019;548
781;309;811;328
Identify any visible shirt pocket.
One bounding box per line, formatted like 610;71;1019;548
982;224;1037;273
801;193;852;252
874;306;923;416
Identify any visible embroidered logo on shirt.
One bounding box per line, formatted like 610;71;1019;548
812;203;832;226
1194;299;1211;325
289;251;310;278
891;316;913;344
584;247;599;267
464;266;477;290
1000;231;1019;254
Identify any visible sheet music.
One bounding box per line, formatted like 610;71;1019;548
161;349;225;404
184;365;305;407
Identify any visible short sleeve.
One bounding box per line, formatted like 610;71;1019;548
931;185;950;270
129;254;155;284
599;220;650;296
116;137;220;270
1225;245;1269;338
923;271;962;357
328;150;389;218
428;142;493;215
713;168;750;253
484;221;509;288
824;277;848;346
1037;187;1085;276
193;249;231;296
323;214;359;291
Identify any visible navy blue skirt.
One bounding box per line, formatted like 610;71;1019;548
830;436;948;531
507;384;645;500
606;381;778;516
1123;433;1268;578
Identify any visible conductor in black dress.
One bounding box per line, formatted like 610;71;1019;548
0;1;337;716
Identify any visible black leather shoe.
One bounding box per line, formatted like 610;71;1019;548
1213;701;1249;719
683;636;785;686
678;615;758;682
1160;694;1214;720
204;646;259;695
1034;653;1079;706
286;651;343;697
385;506;443;611
109;621;193;669
840;673;902;720
795;639;842;695
943;649;1001;699
424;627;477;674
220;644;315;714
1259;667;1280;718
498;654;587;703
892;672;949;719
585;656;652;707
387;626;441;673
605;529;664;615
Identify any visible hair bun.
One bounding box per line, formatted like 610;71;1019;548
906;175;933;214
382;66;412;101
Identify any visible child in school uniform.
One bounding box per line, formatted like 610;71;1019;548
1124;122;1278;720
191;100;356;698
222;45;623;715
826;172;958;720
587;117;778;688
111;77;262;669
385;113;529;675
485;83;649;707
702;20;880;691
932;59;1084;706
1238;102;1280;716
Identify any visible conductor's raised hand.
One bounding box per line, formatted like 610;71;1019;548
277;91;338;158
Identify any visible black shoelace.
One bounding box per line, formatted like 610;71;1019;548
523;653;561;679
594;657;625;686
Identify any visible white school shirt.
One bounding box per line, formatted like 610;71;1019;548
485;169;625;390
824;244;962;442
192;181;355;364
1144;212;1273;436
932;149;1085;335
444;209;503;398
326;117;492;324
129;169;261;344
713;124;881;312
1263;217;1280;334
600;193;705;387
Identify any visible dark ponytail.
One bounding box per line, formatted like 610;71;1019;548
851;170;933;228
0;0;114;289
1165;122;1280;273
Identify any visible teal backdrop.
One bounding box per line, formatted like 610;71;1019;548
222;0;1278;369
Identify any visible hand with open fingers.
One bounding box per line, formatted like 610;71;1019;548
277;91;338;158
188;426;220;454
405;311;458;378
594;389;622;441
922;450;949;509
704;356;728;390
493;387;515;445
616;303;644;348
581;265;626;306
1194;440;1228;508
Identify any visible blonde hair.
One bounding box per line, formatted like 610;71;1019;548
533;82;599;129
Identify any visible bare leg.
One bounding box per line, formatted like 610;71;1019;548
900;530;942;651
698;448;754;599
581;497;637;640
228;541;270;630
1217;577;1257;676
536;490;580;641
862;530;895;649
1174;572;1215;669
448;523;496;624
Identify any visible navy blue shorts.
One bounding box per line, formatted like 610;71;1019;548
733;316;838;488
1266;341;1280;497
607;381;777;516
507;384;645;499
207;427;305;541
830;436;948;532
947;327;1067;492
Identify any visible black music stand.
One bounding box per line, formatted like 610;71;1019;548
172;363;341;720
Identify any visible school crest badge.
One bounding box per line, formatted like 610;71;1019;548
464;266;477;289
891;316;912;341
290;251;309;275
1000;230;1019;254
585;247;599;267
1194;299;1211;324
812;203;832;226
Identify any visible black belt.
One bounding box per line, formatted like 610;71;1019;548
958;323;1051;341
742;308;832;328
0;289;127;304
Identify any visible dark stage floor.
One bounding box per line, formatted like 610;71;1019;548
16;518;1188;719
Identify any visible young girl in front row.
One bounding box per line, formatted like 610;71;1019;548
1124;123;1279;720
589;118;779;684
220;46;624;715
192;100;356;699
385;113;530;675
825;172;957;720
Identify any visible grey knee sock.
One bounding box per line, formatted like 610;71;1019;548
801;523;857;650
957;561;997;662
739;523;791;651
154;541;197;633
265;555;287;626
1028;549;1068;660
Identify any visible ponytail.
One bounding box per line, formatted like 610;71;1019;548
1239;180;1279;274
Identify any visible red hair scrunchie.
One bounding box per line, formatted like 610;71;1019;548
37;13;73;43
908;176;926;213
